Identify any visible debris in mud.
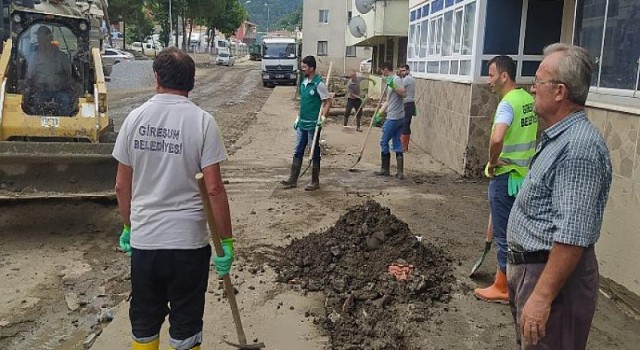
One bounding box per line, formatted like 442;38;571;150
275;200;455;350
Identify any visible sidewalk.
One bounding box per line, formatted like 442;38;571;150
90;87;449;350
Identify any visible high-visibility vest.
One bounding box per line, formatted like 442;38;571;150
487;88;538;177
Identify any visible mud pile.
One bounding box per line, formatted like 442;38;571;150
275;200;455;350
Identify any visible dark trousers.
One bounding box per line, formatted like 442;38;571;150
507;246;598;350
130;245;212;342
402;102;415;135
344;98;362;127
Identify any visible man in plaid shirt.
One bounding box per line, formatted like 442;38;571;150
506;43;612;349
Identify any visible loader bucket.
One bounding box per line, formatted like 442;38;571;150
0;141;117;201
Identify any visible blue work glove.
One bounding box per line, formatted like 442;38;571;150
373;112;383;127
317;115;326;127
508;172;525;197
293;116;300;130
119;224;131;256
385;76;395;90
213;237;235;277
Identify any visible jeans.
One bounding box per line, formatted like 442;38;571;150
380;118;405;154
488;173;515;273
293;127;321;161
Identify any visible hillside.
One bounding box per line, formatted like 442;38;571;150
244;0;301;32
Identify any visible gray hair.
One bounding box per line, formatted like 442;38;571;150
543;43;594;106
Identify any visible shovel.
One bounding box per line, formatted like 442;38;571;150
196;173;266;350
469;214;493;277
348;84;388;172
300;62;334;179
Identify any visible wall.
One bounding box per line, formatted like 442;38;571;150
587;106;640;300
412;79;474;173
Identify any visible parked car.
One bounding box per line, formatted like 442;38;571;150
216;52;235;66
360;58;372;73
101;48;133;77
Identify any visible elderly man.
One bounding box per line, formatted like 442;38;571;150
506;43;612;349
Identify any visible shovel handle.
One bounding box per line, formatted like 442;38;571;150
485;214;493;242
350;83;388;166
196;173;248;346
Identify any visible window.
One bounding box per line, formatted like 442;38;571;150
346;46;356;57
317;41;328;56
407;0;478;79
319;10;329;24
575;0;640;95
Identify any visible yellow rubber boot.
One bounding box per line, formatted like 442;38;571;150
474;269;508;303
133;338;159;350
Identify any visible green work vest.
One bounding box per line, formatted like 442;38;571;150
487;88;538;177
298;74;323;131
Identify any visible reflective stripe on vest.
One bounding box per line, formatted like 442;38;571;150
490;88;538;177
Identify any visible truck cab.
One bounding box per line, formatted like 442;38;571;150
261;37;298;87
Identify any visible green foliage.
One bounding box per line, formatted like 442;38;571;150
243;0;301;32
274;6;301;31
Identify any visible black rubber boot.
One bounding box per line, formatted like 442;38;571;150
374;152;391;176
281;157;303;189
305;160;320;191
396;153;404;179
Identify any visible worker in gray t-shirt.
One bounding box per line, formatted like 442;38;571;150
399;64;416;152
373;61;407;179
112;48;234;350
344;68;375;131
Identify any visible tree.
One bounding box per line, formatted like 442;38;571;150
108;0;146;49
274;6;301;31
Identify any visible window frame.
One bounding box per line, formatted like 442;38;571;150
317;41;328;56
407;0;479;82
319;9;329;24
346;45;356;57
573;0;640;103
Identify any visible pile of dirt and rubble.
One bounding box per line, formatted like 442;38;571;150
275;200;455;350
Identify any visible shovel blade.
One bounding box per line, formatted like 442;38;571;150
469;241;492;277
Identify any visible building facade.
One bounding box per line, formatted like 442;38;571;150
301;0;371;74
405;0;640;308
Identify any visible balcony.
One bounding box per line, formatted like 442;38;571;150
347;0;409;47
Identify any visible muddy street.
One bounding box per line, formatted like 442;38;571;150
1;60;640;350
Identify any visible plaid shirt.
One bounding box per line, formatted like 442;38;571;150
507;111;612;252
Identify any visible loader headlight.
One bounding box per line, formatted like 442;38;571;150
79;21;88;31
12;14;21;23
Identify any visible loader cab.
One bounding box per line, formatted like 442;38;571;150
8;16;93;117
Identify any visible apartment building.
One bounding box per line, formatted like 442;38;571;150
302;0;371;74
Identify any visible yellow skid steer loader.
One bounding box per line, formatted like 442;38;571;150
0;1;116;201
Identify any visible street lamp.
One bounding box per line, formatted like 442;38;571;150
265;2;269;34
246;0;269;34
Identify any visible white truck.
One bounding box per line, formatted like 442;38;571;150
261;37;299;87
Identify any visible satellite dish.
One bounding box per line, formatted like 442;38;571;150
355;0;375;14
348;16;367;38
